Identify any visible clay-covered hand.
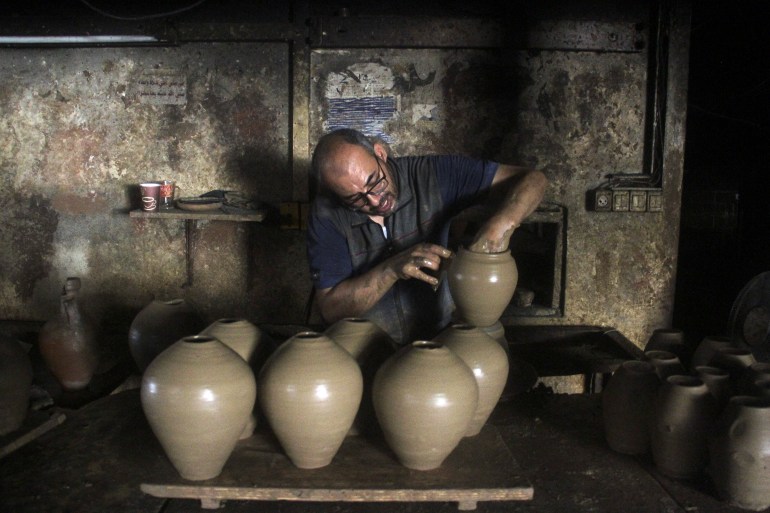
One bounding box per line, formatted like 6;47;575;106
468;217;516;253
387;243;453;287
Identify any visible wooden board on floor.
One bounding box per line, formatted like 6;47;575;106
141;424;533;511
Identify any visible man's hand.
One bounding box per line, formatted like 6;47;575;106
468;217;516;253
387;243;453;288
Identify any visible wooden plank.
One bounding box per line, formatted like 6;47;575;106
129;209;266;222
0;412;66;459
141;424;532;509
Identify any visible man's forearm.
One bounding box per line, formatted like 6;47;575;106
316;263;399;324
471;168;548;252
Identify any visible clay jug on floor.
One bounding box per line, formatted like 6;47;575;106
645;328;690;368
694;365;732;414
0;337;33;435
372;340;478;470
129;299;205;372
739;362;770;396
711;347;757;385
709;396;770;511
643;350;686;381
141;334;256;481
650;375;717;479
324;317;395;435
38;282;99;391
258;331;363;469
602;360;660;455
434;324;509;436
200;318;264;439
690;335;734;371
447;247;518;328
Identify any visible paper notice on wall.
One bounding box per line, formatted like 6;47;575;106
134;71;187;105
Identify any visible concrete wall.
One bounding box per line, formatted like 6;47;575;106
0;1;690;353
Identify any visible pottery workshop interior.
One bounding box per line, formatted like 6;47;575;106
2;0;770;512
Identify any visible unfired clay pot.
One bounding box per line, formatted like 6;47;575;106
258;331;363;469
0;337;33;435
643;349;686;381
324;317;395;435
711;347;757;383
739;362;770;395
141;335;256;481
709;396;770;511
38;285;99;391
447;247;518;328
200;318;265;439
372;340;478;470
434;324;509;436
129;299;205;372
602;360;660;455
645;328;690;367
695;365;732;414
689;335;734;371
650;375;717;479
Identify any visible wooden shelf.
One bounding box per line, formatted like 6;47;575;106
129;208;266;222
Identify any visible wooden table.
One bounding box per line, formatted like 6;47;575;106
0;388;746;513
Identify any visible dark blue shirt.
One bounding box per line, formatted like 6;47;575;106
307;154;498;343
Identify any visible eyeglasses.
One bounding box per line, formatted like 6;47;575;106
340;158;389;210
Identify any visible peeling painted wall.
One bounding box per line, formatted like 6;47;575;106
0;4;690;356
0;43;309;327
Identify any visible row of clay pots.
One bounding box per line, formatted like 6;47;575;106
140;316;512;480
603;331;770;510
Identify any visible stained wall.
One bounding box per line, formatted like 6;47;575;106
0;1;690;355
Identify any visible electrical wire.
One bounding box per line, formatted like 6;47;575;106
77;0;208;21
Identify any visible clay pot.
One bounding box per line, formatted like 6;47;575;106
38;285;99;391
200;318;265;439
739;362;770;395
129;299;205;372
258;331;363;469
643;350;686;381
141;335;256;481
645;328;690;368
709;396;770;511
0;337;33;435
447;247;518;328
602;360;660;455
372;340;478;470
650;375;717;479
694;365;732;414
434;324;509;436
711;347;757;383
689;335;734;371
324;318;395;435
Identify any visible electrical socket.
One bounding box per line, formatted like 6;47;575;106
587;189;612;212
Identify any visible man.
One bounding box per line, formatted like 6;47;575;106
307;128;548;344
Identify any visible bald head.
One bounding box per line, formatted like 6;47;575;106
312;129;377;190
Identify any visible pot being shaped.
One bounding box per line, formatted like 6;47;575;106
200;318;265;439
258;331;363;469
324;318;396;436
141;335;256;481
650;375;717;479
602;360;660;455
447;247;518;328
38;291;99;391
129;299;206;372
434;324;509;436
373;340;478;470
709;396;770;511
0;337;33;435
